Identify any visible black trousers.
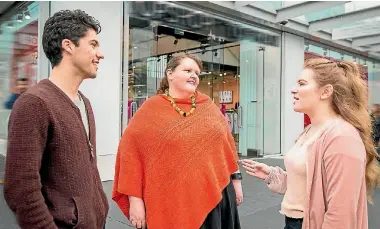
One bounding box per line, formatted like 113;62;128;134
199;180;241;229
284;216;303;229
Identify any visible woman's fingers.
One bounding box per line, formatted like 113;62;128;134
130;216;145;229
131;218;137;227
142;220;147;229
240;159;254;165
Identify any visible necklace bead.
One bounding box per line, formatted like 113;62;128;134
165;90;196;117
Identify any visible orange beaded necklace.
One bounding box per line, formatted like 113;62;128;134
165;89;196;117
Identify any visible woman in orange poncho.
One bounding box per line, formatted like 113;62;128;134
112;53;243;229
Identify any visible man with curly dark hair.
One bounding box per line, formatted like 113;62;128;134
3;9;108;229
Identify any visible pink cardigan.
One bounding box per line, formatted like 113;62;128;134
266;119;368;229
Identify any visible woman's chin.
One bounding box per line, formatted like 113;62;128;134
184;86;196;94
293;106;303;113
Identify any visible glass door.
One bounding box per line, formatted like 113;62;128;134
239;42;281;157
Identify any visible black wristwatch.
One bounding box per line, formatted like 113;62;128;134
231;172;243;180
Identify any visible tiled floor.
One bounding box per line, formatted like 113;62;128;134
1;156;380;229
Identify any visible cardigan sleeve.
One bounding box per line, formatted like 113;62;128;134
321;135;366;229
4;94;58;229
265;166;287;195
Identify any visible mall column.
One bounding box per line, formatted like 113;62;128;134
281;32;304;154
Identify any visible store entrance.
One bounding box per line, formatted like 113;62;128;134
125;1;282;156
127;24;241;149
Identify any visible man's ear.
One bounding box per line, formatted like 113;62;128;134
62;39;74;54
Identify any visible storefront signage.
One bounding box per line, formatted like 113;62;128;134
219;90;233;104
18;34;38;46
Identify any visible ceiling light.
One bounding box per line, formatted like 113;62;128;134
155;3;166;13
24;11;31;20
7;22;13;29
17;14;23;23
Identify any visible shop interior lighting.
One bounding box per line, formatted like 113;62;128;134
17;14;23;23
155;3;166;14
24;11;31;20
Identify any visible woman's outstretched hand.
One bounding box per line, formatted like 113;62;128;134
240;159;271;180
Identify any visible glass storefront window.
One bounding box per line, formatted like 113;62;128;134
123;1;282;156
0;2;39;144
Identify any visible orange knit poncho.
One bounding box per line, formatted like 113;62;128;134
112;91;239;229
